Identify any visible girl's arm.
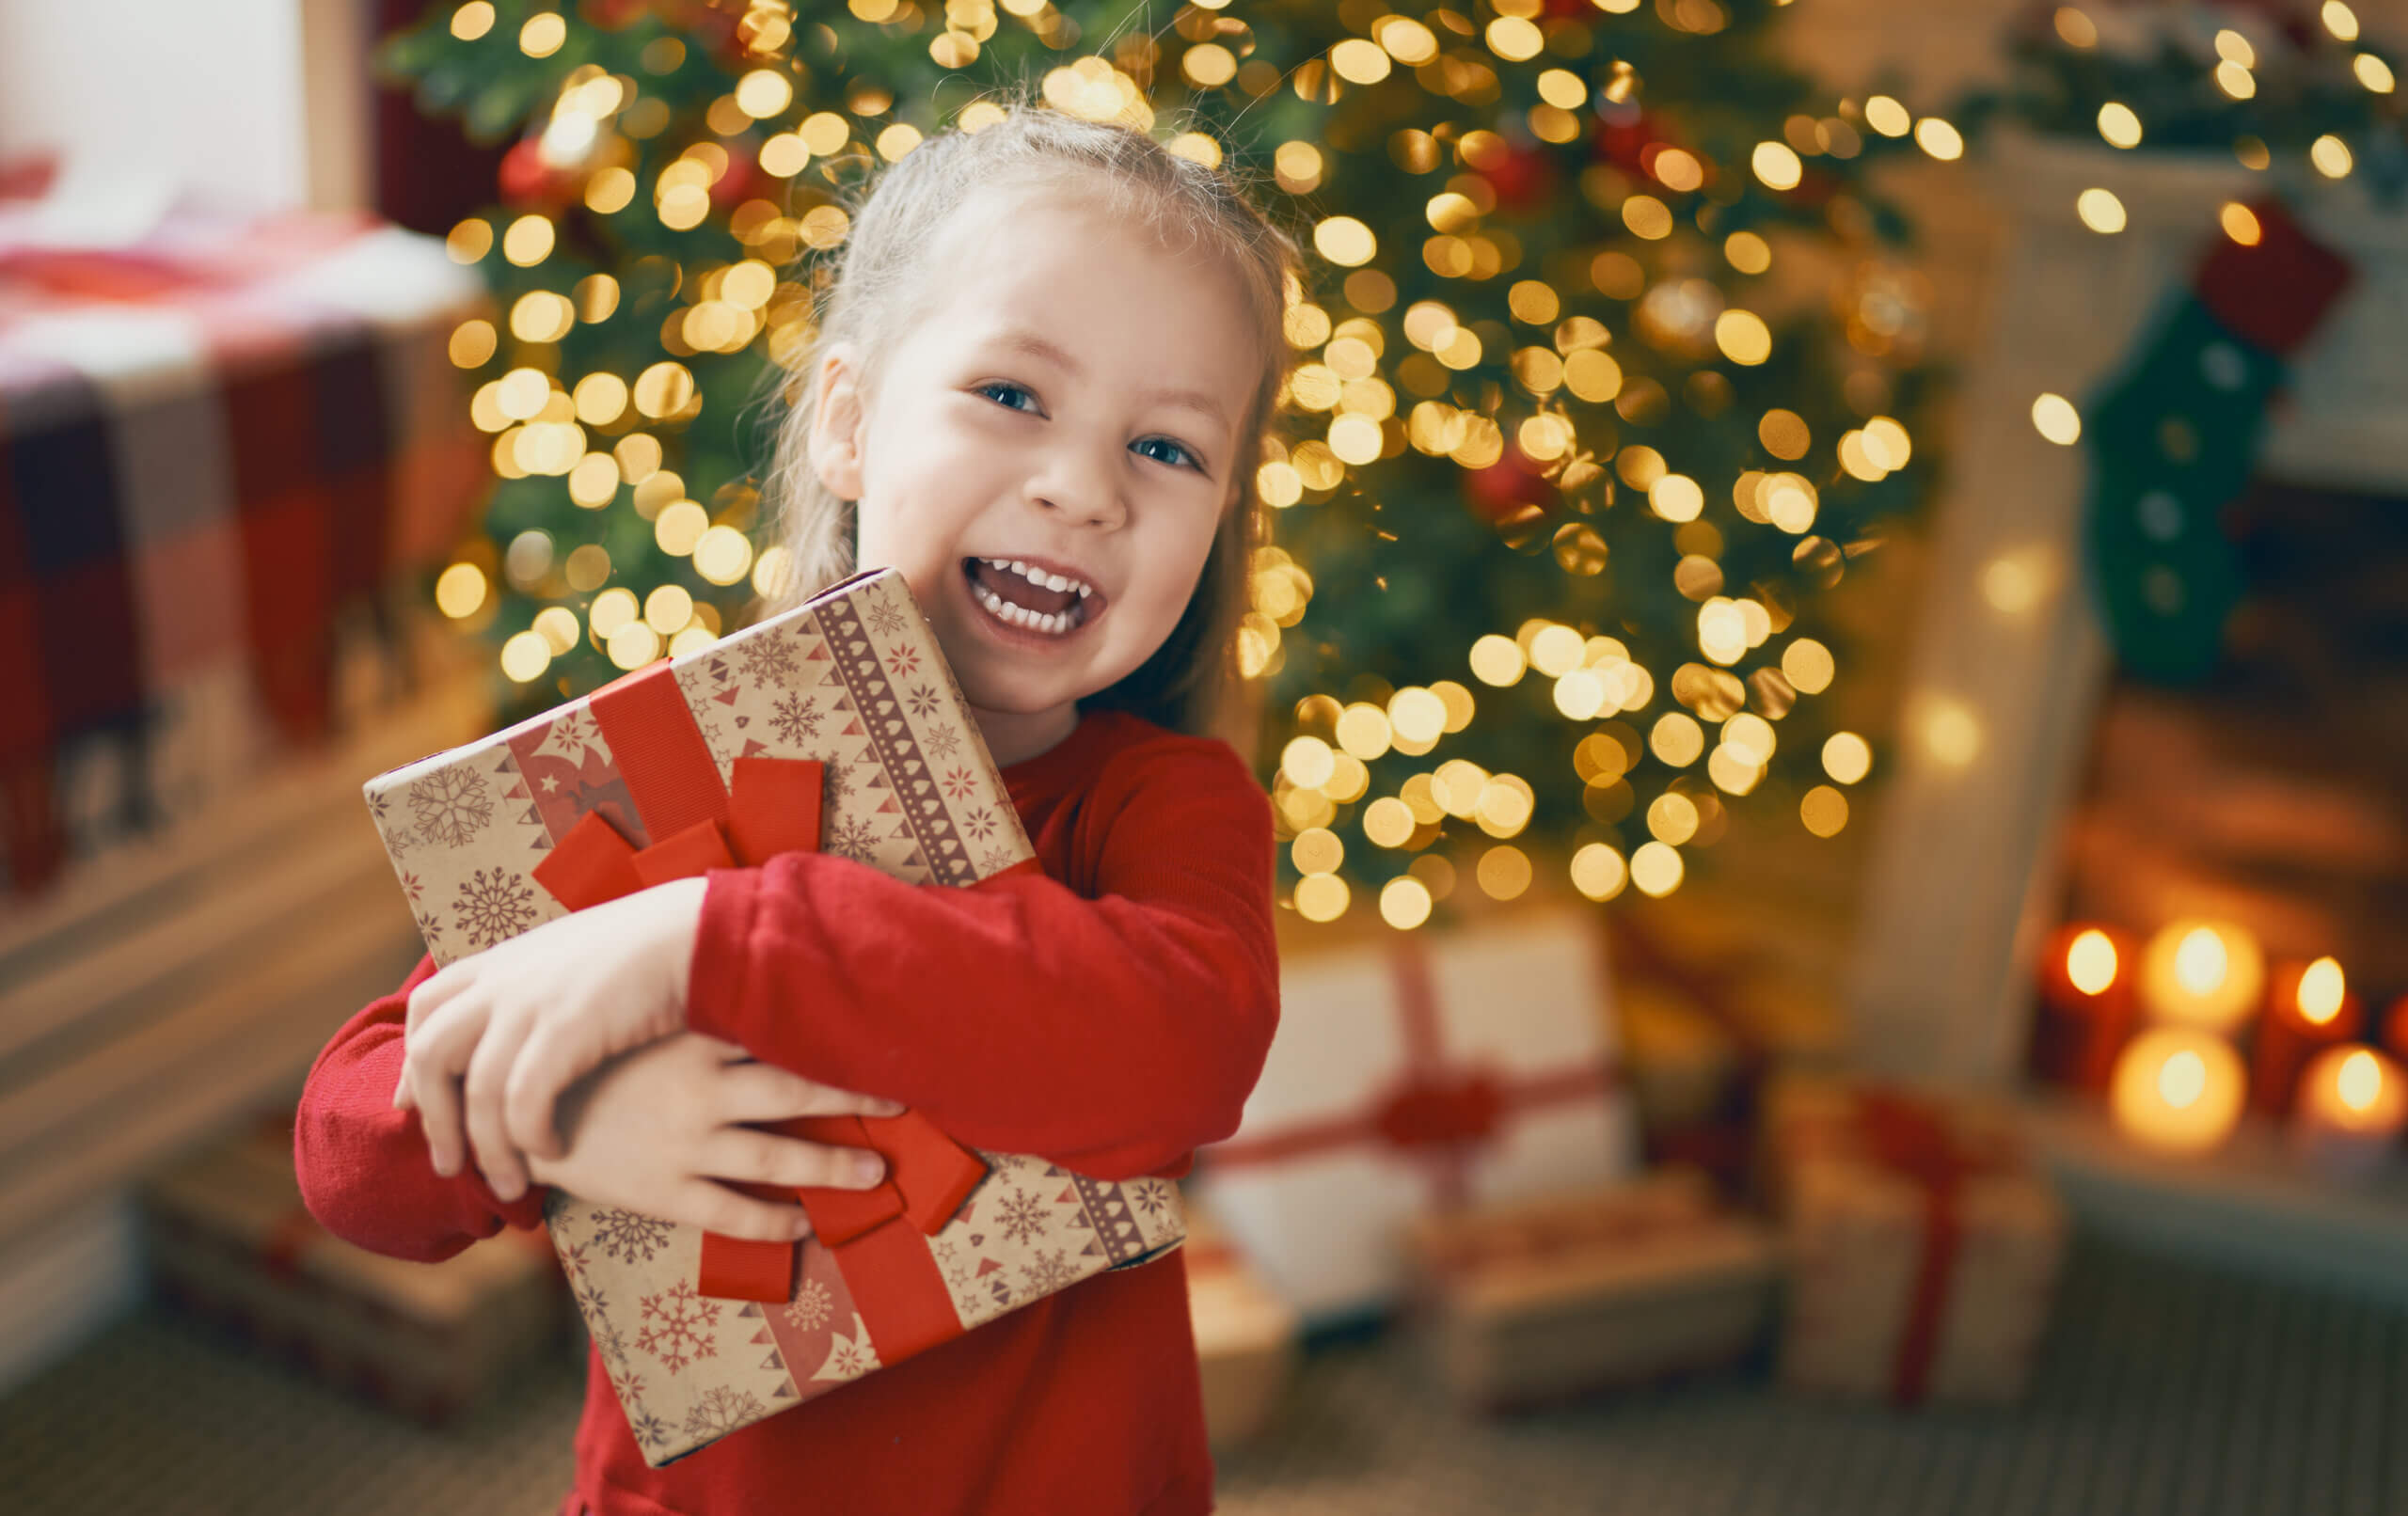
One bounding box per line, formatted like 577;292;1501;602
295;956;547;1260
300;962;901;1251
688;735;1279;1182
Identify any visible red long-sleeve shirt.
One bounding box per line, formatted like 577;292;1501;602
295;710;1278;1516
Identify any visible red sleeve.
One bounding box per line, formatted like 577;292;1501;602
293;954;548;1261
685;735;1279;1183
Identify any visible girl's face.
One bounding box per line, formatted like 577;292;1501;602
809;189;1259;766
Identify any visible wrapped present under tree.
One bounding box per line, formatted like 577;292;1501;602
1197;910;1637;1324
1183;1208;1299;1449
142;1112;569;1423
1766;1076;2068;1407
1407;1168;1777;1413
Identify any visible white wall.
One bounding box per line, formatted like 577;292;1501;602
0;0;366;213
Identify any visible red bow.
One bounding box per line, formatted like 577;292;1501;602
1207;936;1617;1210
529;658;985;1307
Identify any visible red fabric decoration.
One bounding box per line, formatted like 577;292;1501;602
2194;197;2354;355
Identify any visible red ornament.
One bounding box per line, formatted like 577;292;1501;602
1481;138;1557;213
1592;111;1663;176
498;138;578;210
708;148;761;211
1465;448;1557;528
1788;164;1844;209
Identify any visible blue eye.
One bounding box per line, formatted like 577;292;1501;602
1134;436;1201;471
978;381;1040;413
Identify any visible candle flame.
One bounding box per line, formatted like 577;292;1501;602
2067;929;2117;995
2337;1050;2383;1113
2159;1050;2208;1110
2297;957;2346;1025
2174;927;2229;996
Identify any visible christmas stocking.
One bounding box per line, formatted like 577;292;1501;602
2083;198;2353;682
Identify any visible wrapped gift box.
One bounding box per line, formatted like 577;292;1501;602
1766;1076;2068;1406
363;568;1185;1465
1184;1210;1297;1447
1197;910;1638;1324
1405;1170;1777;1412
141;1113;568;1422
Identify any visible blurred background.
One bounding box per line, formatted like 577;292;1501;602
4;1;2406;1510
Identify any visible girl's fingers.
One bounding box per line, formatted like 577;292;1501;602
463;1017;536;1203
407;995;489;1178
699;1128;887;1192
504;1020;593;1161
404;963;473;1035
717;1062;906;1125
409;1054;467;1180
677;1180;816;1244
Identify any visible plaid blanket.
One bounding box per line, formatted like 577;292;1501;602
0;180;487;895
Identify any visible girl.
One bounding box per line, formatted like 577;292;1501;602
295;103;1297;1516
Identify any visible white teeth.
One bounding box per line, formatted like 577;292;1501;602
976;556;1097;602
971;577;1084;638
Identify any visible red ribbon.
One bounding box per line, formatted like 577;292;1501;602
528;659;986;1316
1209;936;1619;1210
1849;1090;2018;1406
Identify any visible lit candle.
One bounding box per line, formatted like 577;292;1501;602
2289;1046;2407;1183
2028;924;2136;1091
2138;920;2264;1035
2110;1027;2247;1154
2249;957;2362;1116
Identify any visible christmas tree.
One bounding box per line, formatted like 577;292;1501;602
386;0;1941;924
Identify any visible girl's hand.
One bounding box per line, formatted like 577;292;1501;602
528;1034;903;1240
396;877;708;1202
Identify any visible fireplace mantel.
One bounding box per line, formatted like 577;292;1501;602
1844;133;2408;1084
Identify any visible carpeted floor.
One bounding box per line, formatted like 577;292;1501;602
5;1230;2403;1515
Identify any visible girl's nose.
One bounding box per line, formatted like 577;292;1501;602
1030;448;1127;529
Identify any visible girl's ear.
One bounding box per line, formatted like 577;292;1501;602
809;342;867;499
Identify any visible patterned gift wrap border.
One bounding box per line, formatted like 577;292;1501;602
547;1155;1182;1465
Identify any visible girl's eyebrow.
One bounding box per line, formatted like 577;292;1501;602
984;328;1232;431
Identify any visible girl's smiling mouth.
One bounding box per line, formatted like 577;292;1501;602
962;557;1105;639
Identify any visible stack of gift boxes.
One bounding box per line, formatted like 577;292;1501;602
155;568;2071;1449
1194;904;2068;1426
141;1112;574;1423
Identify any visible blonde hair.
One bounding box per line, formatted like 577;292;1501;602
759;100;1301;738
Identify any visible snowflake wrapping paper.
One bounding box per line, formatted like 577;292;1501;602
361;567;1185;1465
1196;910;1639;1325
